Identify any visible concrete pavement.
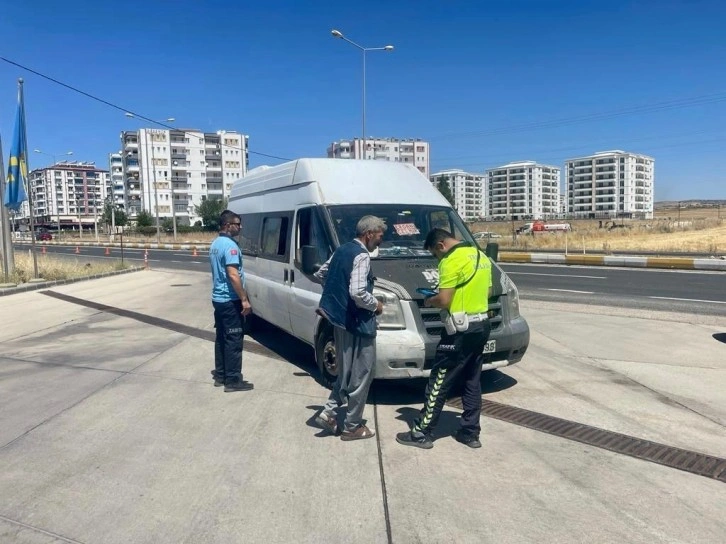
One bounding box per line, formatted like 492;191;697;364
1;270;725;543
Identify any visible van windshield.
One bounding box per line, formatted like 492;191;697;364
326;204;473;258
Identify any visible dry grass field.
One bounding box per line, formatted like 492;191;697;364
5;253;129;284
470;206;725;254
39;206;726;255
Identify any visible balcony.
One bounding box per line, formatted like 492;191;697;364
172;182;190;191
171;151;186;160
207;183;223;192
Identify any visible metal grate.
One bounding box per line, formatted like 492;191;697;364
446;397;726;483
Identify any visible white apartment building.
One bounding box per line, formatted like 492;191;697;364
486;161;561;220
26;162;110;229
429;169;486;222
565;150;654;219
327;137;430;177
109;152;124;210
120;128;249;225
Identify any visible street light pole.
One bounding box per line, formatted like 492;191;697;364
33;149;73;239
331;29;393;159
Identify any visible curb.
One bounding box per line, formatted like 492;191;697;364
499;252;726;271
0;266;147;297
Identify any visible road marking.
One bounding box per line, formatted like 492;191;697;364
508;271;606;279
546;288;594;294
649;296;726;305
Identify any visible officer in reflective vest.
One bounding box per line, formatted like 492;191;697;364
397;227;492;449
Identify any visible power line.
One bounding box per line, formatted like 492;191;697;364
0;55;292;162
429;91;726;141
432;128;726;165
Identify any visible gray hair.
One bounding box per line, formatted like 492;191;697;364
356;215;387;236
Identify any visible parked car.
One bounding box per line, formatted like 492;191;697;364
35;231;52;241
473;231;502;239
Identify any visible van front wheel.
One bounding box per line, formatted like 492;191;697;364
315;325;338;388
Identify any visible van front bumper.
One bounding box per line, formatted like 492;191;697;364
373;315;529;380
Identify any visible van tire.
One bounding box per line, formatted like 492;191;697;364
315;324;338;388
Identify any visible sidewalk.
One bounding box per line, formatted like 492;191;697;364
1;271;724;543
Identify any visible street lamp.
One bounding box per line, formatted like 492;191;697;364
331;29;393;159
124;113;175;244
33;149;73;238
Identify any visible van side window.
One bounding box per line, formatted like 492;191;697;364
239;213;261;256
261;215;291;259
295;207;331;267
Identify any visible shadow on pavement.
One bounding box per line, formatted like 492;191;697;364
713;333;726;344
393;406;463;441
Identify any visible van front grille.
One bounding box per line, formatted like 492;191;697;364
416;296;503;339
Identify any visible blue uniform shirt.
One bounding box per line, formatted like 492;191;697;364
209;234;244;303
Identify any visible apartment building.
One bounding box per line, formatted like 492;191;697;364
109;152;124;210
327;137;430;177
26;162;110;229
565;150;654;219
429;169;486;222
120;128;249;225
486;161;561;220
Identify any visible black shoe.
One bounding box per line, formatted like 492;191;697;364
224;380;254;392
454;431;481;449
213;377;224;387
396;431;433;449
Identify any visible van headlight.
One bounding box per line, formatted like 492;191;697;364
504;275;521;320
373;288;406;330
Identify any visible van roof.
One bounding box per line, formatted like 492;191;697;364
232;158;450;206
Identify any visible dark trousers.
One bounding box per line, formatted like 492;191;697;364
213;300;244;384
413;320;491;438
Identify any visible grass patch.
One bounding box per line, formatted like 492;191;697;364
472;218;725;254
6;253;131;284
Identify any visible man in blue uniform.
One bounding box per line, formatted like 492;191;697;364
209;209;253;392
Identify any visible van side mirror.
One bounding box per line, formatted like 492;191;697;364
301;245;320;275
484;242;499;262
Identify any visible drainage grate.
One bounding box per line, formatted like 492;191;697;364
41;290;283;360
447;397;726;483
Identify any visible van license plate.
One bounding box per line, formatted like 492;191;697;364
483;340;496;353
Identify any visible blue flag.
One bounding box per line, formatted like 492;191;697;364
3;84;29;211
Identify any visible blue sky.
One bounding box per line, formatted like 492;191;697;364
1;0;724;200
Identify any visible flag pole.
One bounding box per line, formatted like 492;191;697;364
0;134;16;283
18;79;39;278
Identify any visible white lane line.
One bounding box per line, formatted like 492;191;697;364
508;271;606;279
649;296;726;305
546;288;594;294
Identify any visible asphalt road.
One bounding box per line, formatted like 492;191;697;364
15;243;726;316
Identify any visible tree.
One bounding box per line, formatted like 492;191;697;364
436;176;455;206
195;197;228;231
101;203;128;228
135;210;154;227
161;218;174;232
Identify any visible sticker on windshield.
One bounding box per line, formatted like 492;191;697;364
393;223;420;236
